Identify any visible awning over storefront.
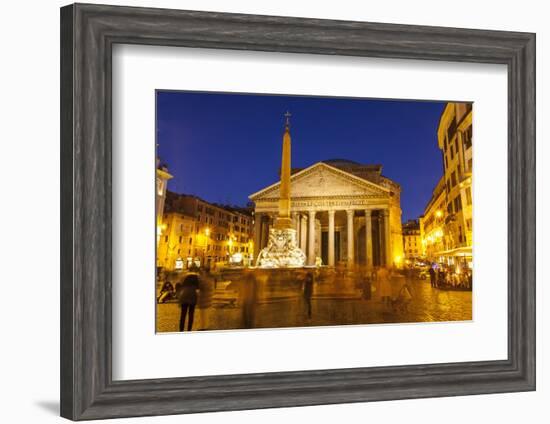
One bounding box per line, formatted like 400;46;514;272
435;246;472;258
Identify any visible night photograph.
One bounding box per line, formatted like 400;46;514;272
155;91;473;332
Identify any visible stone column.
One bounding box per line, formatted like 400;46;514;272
263;215;271;249
346;210;354;266
292;211;299;238
365;209;373;267
295;212;300;245
300;215;307;252
328;210;336;266
308;210;316;265
253;212;262;262
383;209;392;266
377;213;384;265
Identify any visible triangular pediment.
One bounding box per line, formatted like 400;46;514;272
250;162;389;201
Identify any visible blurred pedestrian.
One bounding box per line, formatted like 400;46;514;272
429;265;436;288
241;271;258;329
377;266;392;307
394;280;413;312
197;270;214;330
361;271;373;301
175;274;200;331
303;272;314;318
437;268;446;288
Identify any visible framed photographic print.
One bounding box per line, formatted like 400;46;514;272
60;3;535;420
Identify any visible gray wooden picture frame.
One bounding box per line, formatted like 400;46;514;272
60;3;536;421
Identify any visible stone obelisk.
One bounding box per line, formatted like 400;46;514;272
275;111;293;229
256;112;306;268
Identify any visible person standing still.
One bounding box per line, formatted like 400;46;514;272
175;274;200;331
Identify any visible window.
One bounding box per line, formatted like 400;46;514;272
454;195;462;212
189;237;192;245
447;203;453;214
447;117;457;141
164;235;168;242
451;171;457;187
178;236;182;243
463;126;473;149
450;143;455;159
466;187;472;205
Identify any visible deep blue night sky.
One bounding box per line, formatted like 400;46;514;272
157;91;446;222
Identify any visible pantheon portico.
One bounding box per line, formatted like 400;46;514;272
249;159;404;267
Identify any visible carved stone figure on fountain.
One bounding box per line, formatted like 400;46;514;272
256;228;306;268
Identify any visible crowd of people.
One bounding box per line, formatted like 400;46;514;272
427;264;472;290
156;261;471;331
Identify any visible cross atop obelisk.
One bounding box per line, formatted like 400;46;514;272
275;111;293;229
284;111;291;127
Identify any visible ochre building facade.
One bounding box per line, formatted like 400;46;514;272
157;192;254;270
420;102;473;267
402;219;422;260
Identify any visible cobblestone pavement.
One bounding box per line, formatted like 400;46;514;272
156;276;472;333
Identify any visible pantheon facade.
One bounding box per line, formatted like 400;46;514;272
249;159;404;267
